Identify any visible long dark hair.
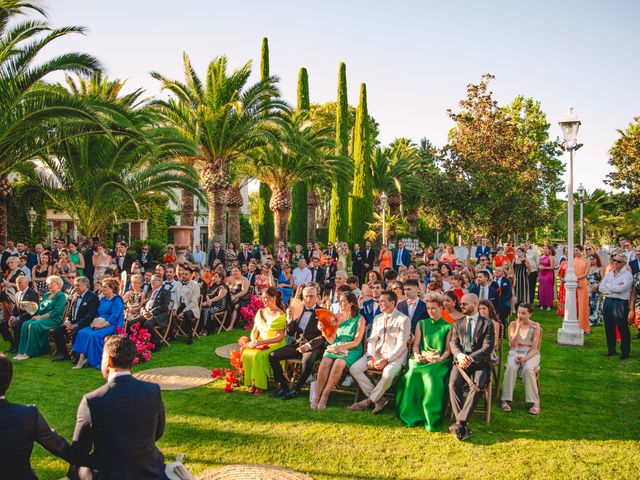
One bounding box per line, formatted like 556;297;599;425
340;291;360;317
479;299;499;322
263;286;285;311
444;290;462;312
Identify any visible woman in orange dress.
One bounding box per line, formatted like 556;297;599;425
441;245;457;269
556;257;568;317
505;241;516;263
442;291;465;324
493;246;508;268
573;245;590;334
378;245;392;274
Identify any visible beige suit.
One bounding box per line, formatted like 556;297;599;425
175;280;200;319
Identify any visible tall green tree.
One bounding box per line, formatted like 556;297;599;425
151;54;287;244
607;116;640;206
329;62;350;243
256;37;275;246
289;67;310;246
0;0;103;242
349;83;374;243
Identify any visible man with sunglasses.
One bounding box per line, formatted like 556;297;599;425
137;245;154;272
599;253;633;360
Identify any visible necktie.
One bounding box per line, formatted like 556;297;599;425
480;287;485;300
465;317;473;353
397;249;402;264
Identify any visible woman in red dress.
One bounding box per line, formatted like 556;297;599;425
556;257;568;317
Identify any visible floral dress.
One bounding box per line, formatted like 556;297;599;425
587;269;604;325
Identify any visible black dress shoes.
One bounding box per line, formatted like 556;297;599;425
282;389;300;400
52;354;70;362
270;387;289;399
186;337;193;345
603;352;617;357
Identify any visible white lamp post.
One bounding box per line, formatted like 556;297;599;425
557;107;584;346
27;207;38;235
380;192;388;247
577;183;587;245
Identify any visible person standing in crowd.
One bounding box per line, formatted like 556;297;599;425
0;276;39;354
337;241;349;272
92;244;111;287
475;238;491;262
16;241;38;270
500;303;541;414
32;251;53;297
491;266;513;326
492;246;508;269
587;252;605;327
392;240;411;271
556;247;568;316
67;335;167;478
573;245;590;334
324;242;338;262
629;245;640;339
448;293;494;441
208;240;225;268
538;245;555;310
351;243;364;281
237;243;253;267
362;240;376;282
378;244;393;274
137;244;154;272
599;253;632;360
113;241;134;275
525;241;539;305
162;244;177;266
396;292;452;432
513;247;531;306
67;242;85;277
269;285;325;400
0;354;71;479
349;289;411;414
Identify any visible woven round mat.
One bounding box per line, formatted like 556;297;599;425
196;464;313;480
215;343;240;359
133;366;214;391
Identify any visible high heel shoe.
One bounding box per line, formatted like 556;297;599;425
72;358;87;370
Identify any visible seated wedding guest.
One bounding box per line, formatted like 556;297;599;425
2;256;24;305
0;276;38;354
72;278;124;369
228;266;251;330
18;255;31;281
155;263;166;281
500;302;541;414
53;249;76;278
191;266;208;299
329;285;352;314
396;292;453;431
388;280;406;303
0;354;71;479
470;270;498;307
141;274;171;351
397;279;428;333
350;289;411;414
360;281;383;332
201;271;229;335
448;293;495;441
52;276;99;362
245;261;258;289
254;264;273;297
68;335;167;479
324;270;348;308
311;292;365;409
15;275;67;360
478;299;502;352
123;274;145;332
162;265;179;303
277;262;294;305
173;265;200;345
242;287;286;395
347;276;361;298
427;271;445;294
269;285;325;400
449;275;466;302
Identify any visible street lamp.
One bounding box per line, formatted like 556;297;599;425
577;183;587;245
27;207;38;235
380;192;388;247
557;107;584;347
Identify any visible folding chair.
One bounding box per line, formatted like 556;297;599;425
153;310;174;348
492;323;505;397
213;310;229;334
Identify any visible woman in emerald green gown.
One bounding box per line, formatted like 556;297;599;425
396;292;452;432
15;275;67;360
312;291;365;409
242;287;286;394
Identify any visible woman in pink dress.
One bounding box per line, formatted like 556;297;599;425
538;245;555;310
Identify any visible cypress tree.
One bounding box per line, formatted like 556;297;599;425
328;62;350;243
257;37;274;246
350;83;373;243
289;67;309;246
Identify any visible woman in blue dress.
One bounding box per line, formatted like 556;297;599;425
277;263;294;306
72;277;124;369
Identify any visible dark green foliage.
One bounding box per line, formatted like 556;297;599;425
329;62;350;243
349;83;373;244
7;182;48;245
315;227;328;245
290;67;310;245
240;213;254;244
115;194;172;245
257;37;274;246
128;239;166;266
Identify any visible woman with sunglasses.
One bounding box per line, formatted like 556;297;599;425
162;244;177;266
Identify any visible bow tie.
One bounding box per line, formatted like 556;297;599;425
181;281;188;286
304;307;315;313
407;300;416;306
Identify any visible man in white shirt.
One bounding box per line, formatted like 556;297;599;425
525;241;540;304
292;258;312;287
173;265;201;345
193;244;206;267
162;265;180;304
349;289;411;414
599;253;633;360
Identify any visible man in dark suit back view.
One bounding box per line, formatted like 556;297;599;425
68;335;168;480
0;354;70;479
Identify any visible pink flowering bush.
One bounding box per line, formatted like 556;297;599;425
116;323;155;364
239;295;263;330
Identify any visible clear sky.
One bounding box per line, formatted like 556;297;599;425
40;0;640;192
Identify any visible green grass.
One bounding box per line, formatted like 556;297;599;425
5;310;640;480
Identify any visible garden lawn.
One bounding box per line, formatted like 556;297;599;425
5;310;640;480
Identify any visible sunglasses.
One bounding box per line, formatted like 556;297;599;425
614;259;625;264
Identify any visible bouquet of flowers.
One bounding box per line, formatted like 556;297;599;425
319;253;337;267
239;295;264;330
116;323;155;364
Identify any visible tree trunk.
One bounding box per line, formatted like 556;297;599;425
180;189;195;244
206;189;227;245
273;208;290;246
307;205;316;242
227;204;241;248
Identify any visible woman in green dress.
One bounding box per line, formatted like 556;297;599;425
312;291;366;409
396;292;453;431
242;286;286;394
67;241;85;277
14;275;67;360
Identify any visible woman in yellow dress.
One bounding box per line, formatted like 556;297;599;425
242;286;286;394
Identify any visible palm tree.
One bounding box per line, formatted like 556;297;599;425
151;54;288;244
243;111;343;245
0;0;104;241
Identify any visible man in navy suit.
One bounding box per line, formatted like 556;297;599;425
475;238;491;262
68;335;167;479
351;243;364;281
396;279;428;333
137;244;154;273
490;266;513;326
0;276;39;353
0;354;71;479
141;275;172;352
52;276;99;362
360;281;383;334
237;243;252;266
392;240;411;271
207;240;225;268
468;270;499;309
16;242;38;270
